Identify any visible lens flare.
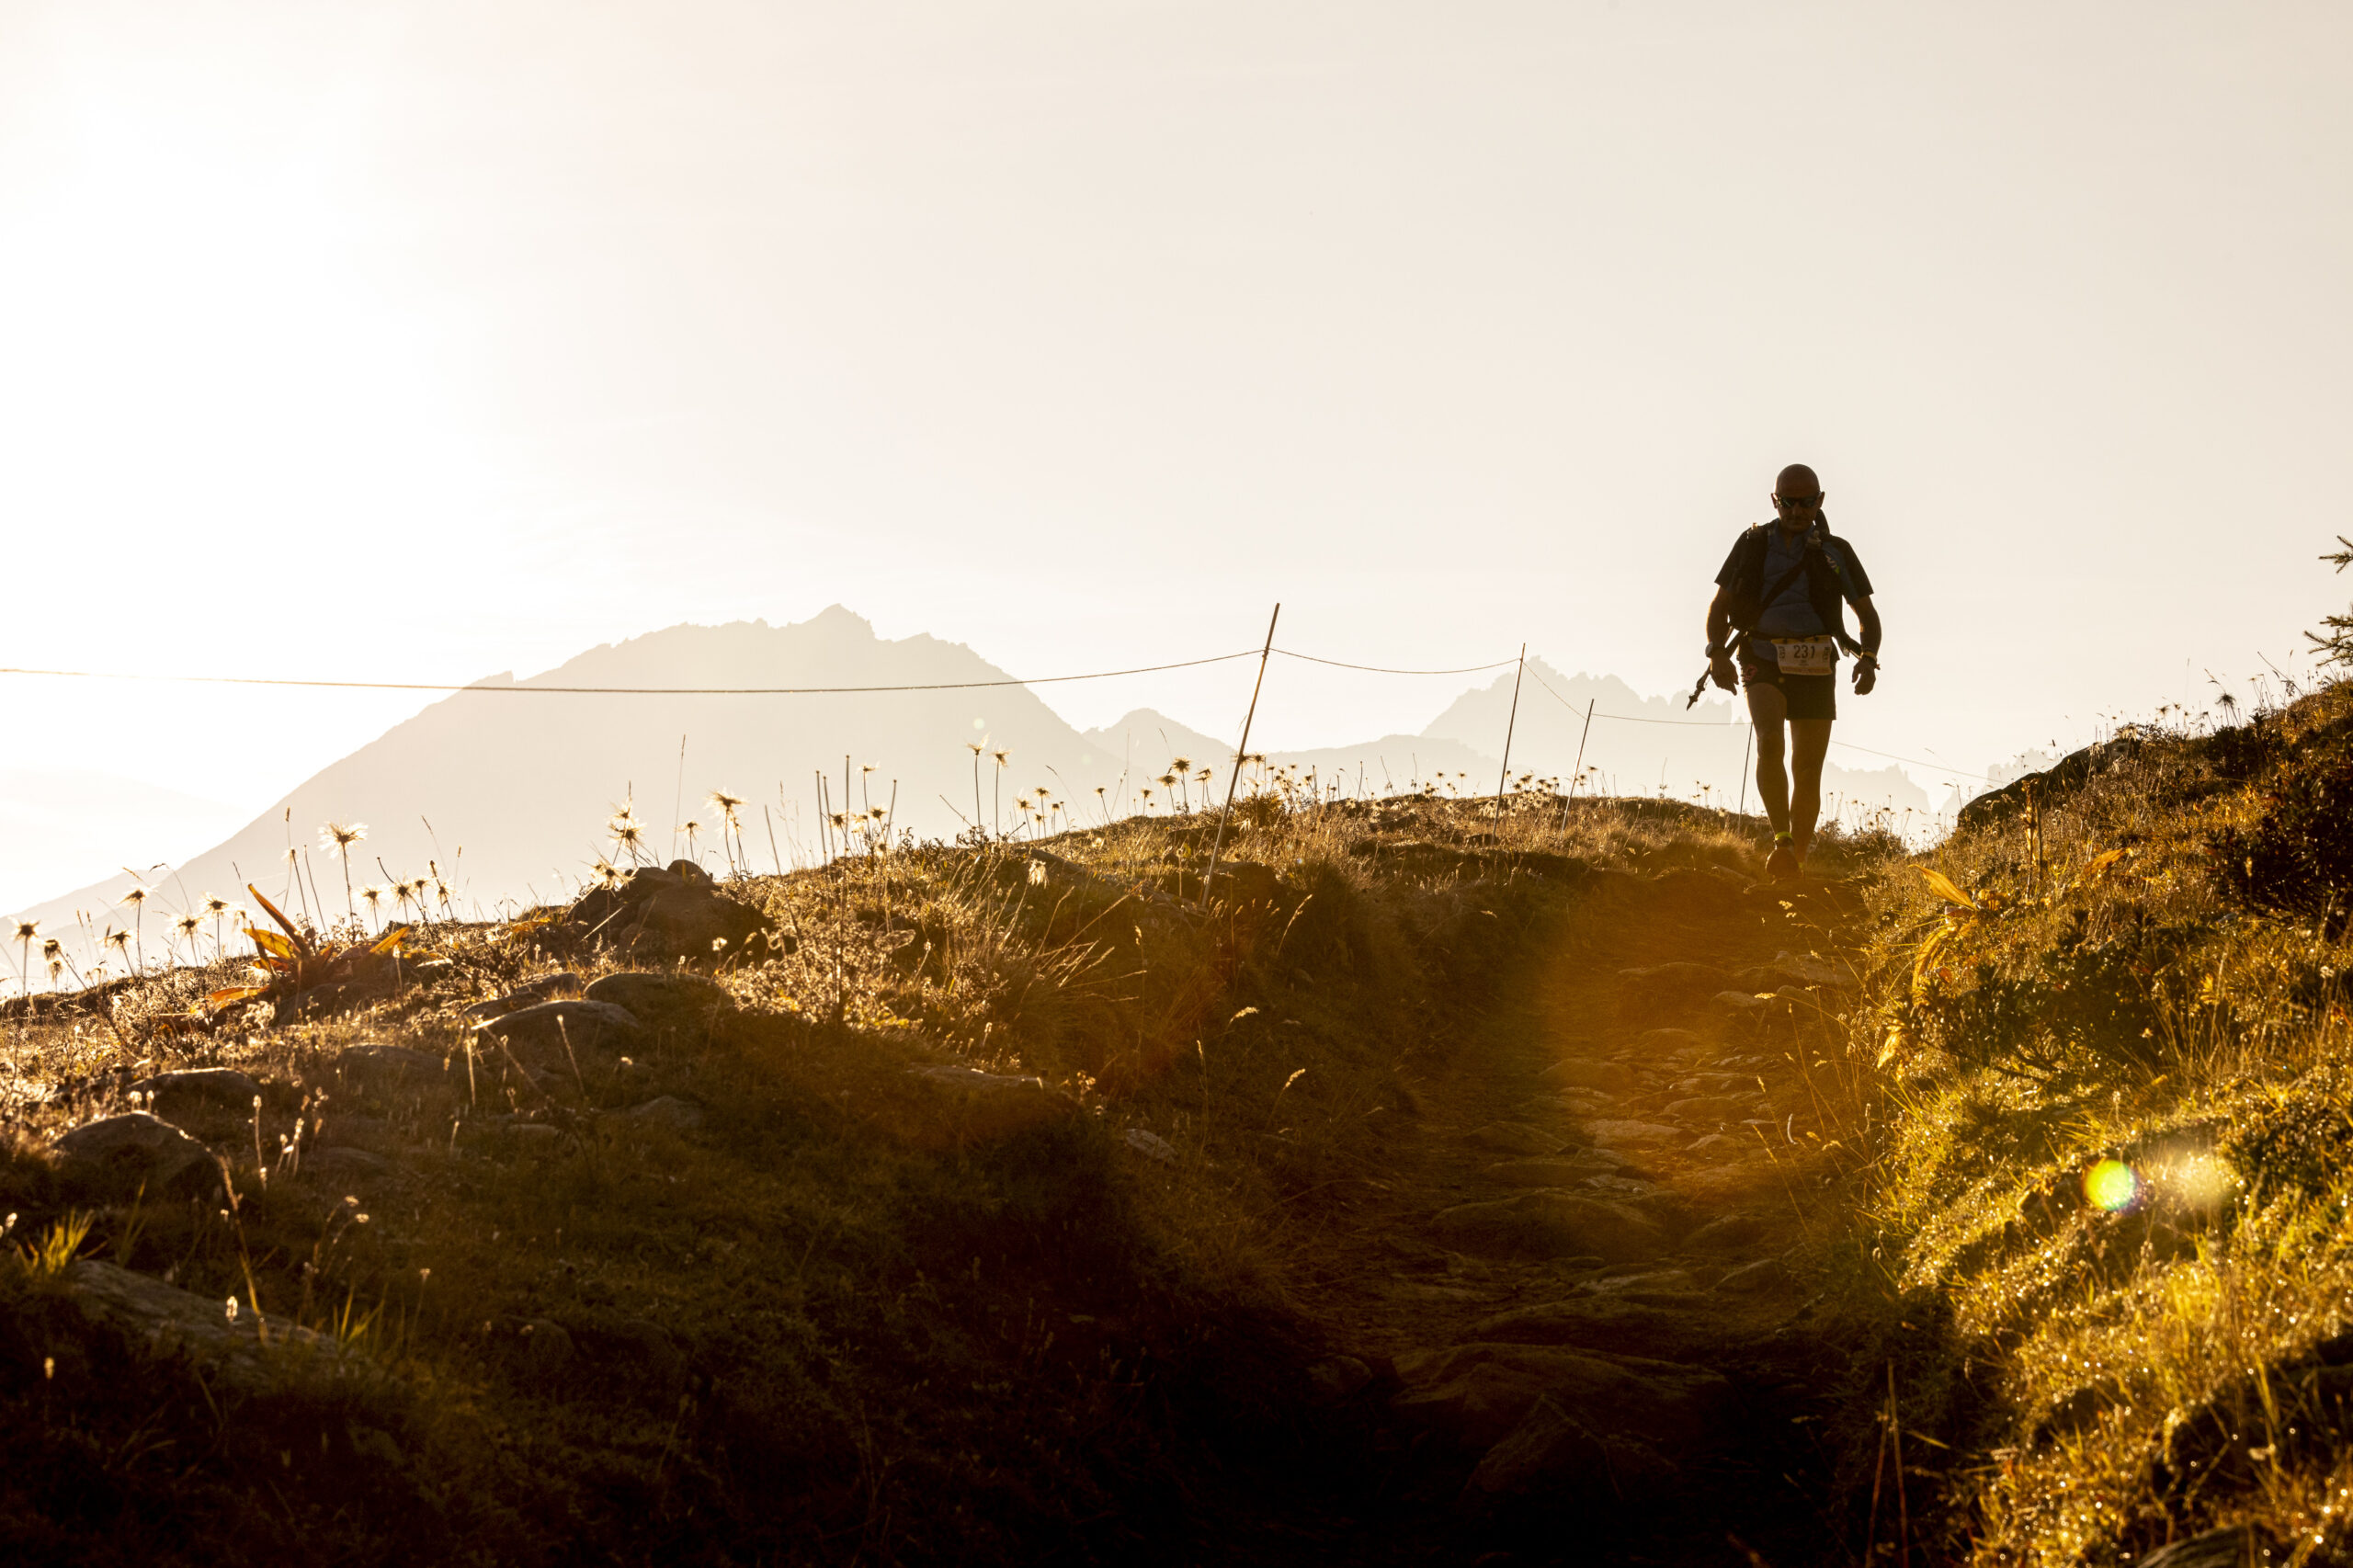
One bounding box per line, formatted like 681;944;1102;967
2085;1159;2139;1212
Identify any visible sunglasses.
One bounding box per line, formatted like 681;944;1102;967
1771;494;1823;508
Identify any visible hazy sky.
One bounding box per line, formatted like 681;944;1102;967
3;1;2348;903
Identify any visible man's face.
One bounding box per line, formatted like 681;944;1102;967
1771;487;1824;531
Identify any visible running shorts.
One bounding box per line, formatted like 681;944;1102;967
1740;659;1837;722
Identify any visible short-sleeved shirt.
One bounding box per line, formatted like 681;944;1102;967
1714;527;1873;639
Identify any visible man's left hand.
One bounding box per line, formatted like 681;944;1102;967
1852;662;1877;697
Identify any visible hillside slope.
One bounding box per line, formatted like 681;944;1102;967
1850;677;2353;1563
0;783;1912;1564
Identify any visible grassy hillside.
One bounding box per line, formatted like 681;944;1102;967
35;677;2353;1568
1856;676;2353;1563
1;778;1918;1564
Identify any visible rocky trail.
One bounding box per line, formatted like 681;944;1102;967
1278;867;1875;1565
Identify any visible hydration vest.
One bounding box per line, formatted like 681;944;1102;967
1722;519;1865;654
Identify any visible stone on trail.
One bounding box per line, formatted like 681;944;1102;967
1393;1341;1729;1449
1538;1058;1634;1093
1467;1295;1723;1362
1461;1393;1677;1516
1716;1256;1796;1294
51;1113;220;1203
1662;1095;1756;1125
1631;1027;1705;1057
1682;1132;1750;1160
1429;1192;1665;1262
124;1068;265;1123
1616;962;1738;1015
1482;1153;1624;1187
1682;1212;1768;1252
1466;1122;1570;1156
61;1258;375;1397
1585;1119;1687;1151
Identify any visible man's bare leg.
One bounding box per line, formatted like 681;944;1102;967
1789;718;1833;867
1745;681;1798;876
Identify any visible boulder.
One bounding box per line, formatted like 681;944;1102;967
61;1258;376;1396
334;1043;442;1085
882;1064;1079;1149
562;866;783;963
617;1096;706;1133
455;971;585;1024
1307;1356;1375;1399
1122;1127;1177;1164
299;1146;397;1193
51;1113;220;1203
517;1319;575;1382
473;999;645;1063
585;971;733;1040
1429;1193;1665;1262
126;1068;265;1124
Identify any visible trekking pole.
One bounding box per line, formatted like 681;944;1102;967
1738;724;1752;818
1491;644;1526;836
1199;604;1279;908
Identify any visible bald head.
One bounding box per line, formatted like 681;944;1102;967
1770;463;1824;531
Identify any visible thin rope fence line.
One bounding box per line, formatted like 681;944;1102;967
1271;648;1522;676
0;650;1264;697
3;642;1999;784
1526;660;1993;782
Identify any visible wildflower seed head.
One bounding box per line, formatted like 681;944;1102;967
119;886;149;907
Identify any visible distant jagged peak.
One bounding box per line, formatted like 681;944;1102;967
1077;709;1228;759
801;603;875;636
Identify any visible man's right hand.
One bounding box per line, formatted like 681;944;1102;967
1710;655;1739;693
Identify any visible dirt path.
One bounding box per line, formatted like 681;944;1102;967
1291;866;1871;1565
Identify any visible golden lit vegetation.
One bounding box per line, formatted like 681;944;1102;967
1848;676;2353;1564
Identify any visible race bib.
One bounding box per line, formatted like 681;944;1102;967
1772;636;1838;675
